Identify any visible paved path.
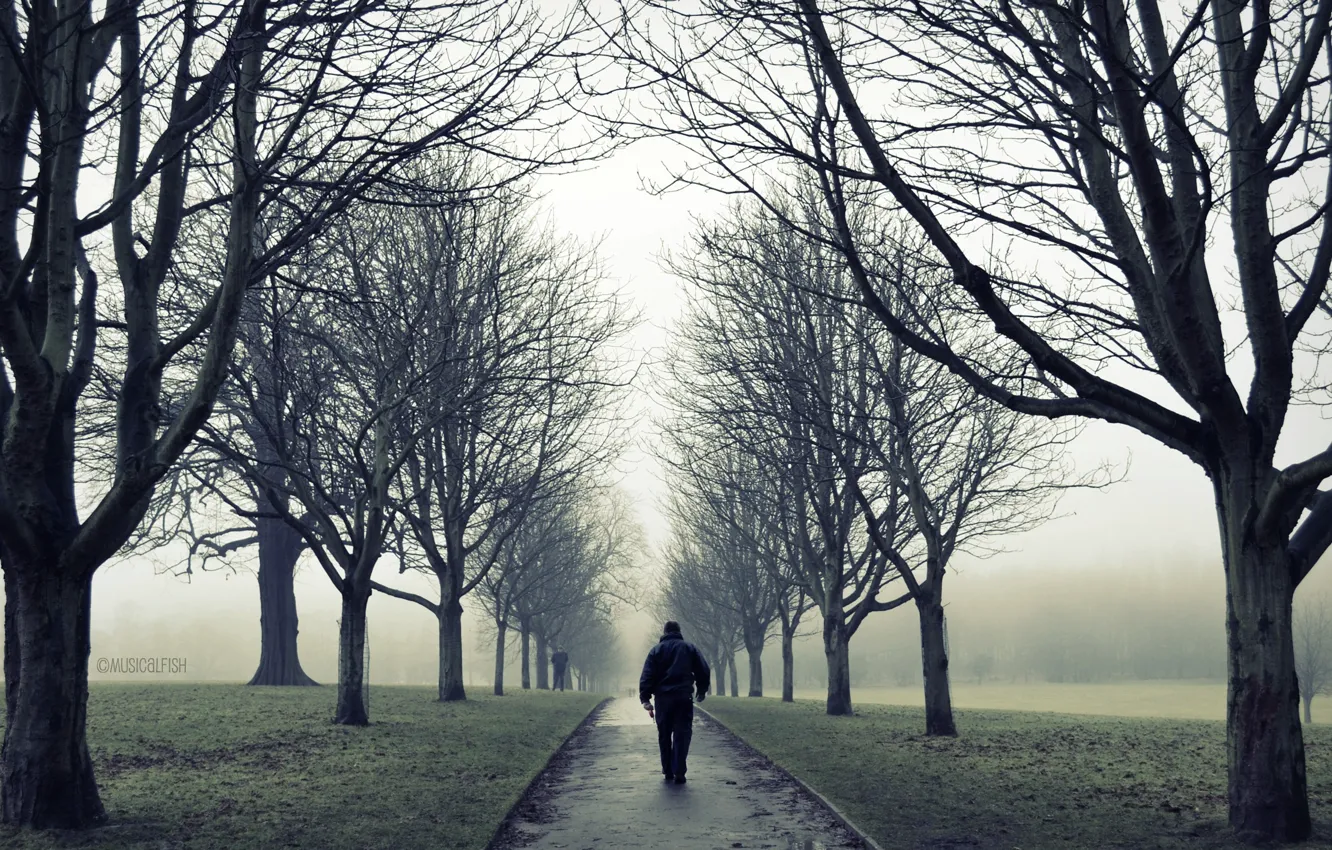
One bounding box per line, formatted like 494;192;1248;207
491;698;870;850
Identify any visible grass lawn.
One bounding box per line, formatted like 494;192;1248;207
0;684;601;850
704;695;1332;849
793;680;1332;723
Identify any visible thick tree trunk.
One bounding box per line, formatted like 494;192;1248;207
437;598;466;702
4;564;18;728
434;535;468;701
248;517;317;686
493;619;506;697
917;593;956;736
1;567;105;827
728;649;739;697
334;587;370;726
1220;504;1309;841
781;620;794;703
1303;694;1313;726
745;643;763;697
535;632;549;690
520;621;531;690
823;611;853;716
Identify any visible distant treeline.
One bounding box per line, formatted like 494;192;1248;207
776;558;1332;690
77;558;1332;693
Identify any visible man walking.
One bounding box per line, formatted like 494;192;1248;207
551;648;569;691
639;620;711;784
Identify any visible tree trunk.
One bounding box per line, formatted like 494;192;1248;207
781;619;795;703
493;619;506;697
520;621;531;690
4;562;18;728
1;567;105;827
437;598;466;701
823;611;853;716
1303;693;1313;726
1219;497;1309;841
335;586;370;726
536;632;549;690
917;594;957;736
746;642;763;697
728;649;739;697
248;517;317;686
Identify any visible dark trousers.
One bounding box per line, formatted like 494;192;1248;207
655;695;694;777
553;666;566;691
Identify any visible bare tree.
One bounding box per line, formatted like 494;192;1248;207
764;466;820;702
366;185;633;702
775;583;816;702
850;247;1085;735
664;200;917;715
530;490;642;689
603;0;1332;835
662;447;785;697
2;0;597;826
202;203;462;725
562;614;619;692
1296;593;1332;724
127;338;322;687
477;497;580;695
658;532;743;691
662;416;826;702
520;508;624;691
664;195;1078;729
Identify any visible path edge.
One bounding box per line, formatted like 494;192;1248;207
485;696;612;850
698;706;888;850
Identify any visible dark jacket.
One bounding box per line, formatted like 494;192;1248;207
639;632;711;704
551;651;569;670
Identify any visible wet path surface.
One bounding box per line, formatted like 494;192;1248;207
491;698;869;850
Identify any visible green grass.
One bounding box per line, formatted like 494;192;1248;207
794;680;1332;723
0;684;601;850
704;695;1332;849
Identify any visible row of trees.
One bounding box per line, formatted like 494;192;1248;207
129;166;635;723
478;487;642;695
657;194;1075;733
600;0;1332;838
0;0;630;829
143;177;641;708
665;559;1254;692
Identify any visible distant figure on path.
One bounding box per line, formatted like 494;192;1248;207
551;648;570;691
639;620;711;784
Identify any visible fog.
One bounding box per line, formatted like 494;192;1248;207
42;144;1332;702
82;534;1332;698
77;428;1332;702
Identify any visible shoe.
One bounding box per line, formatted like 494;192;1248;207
673;775;686;784
662;773;673;781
